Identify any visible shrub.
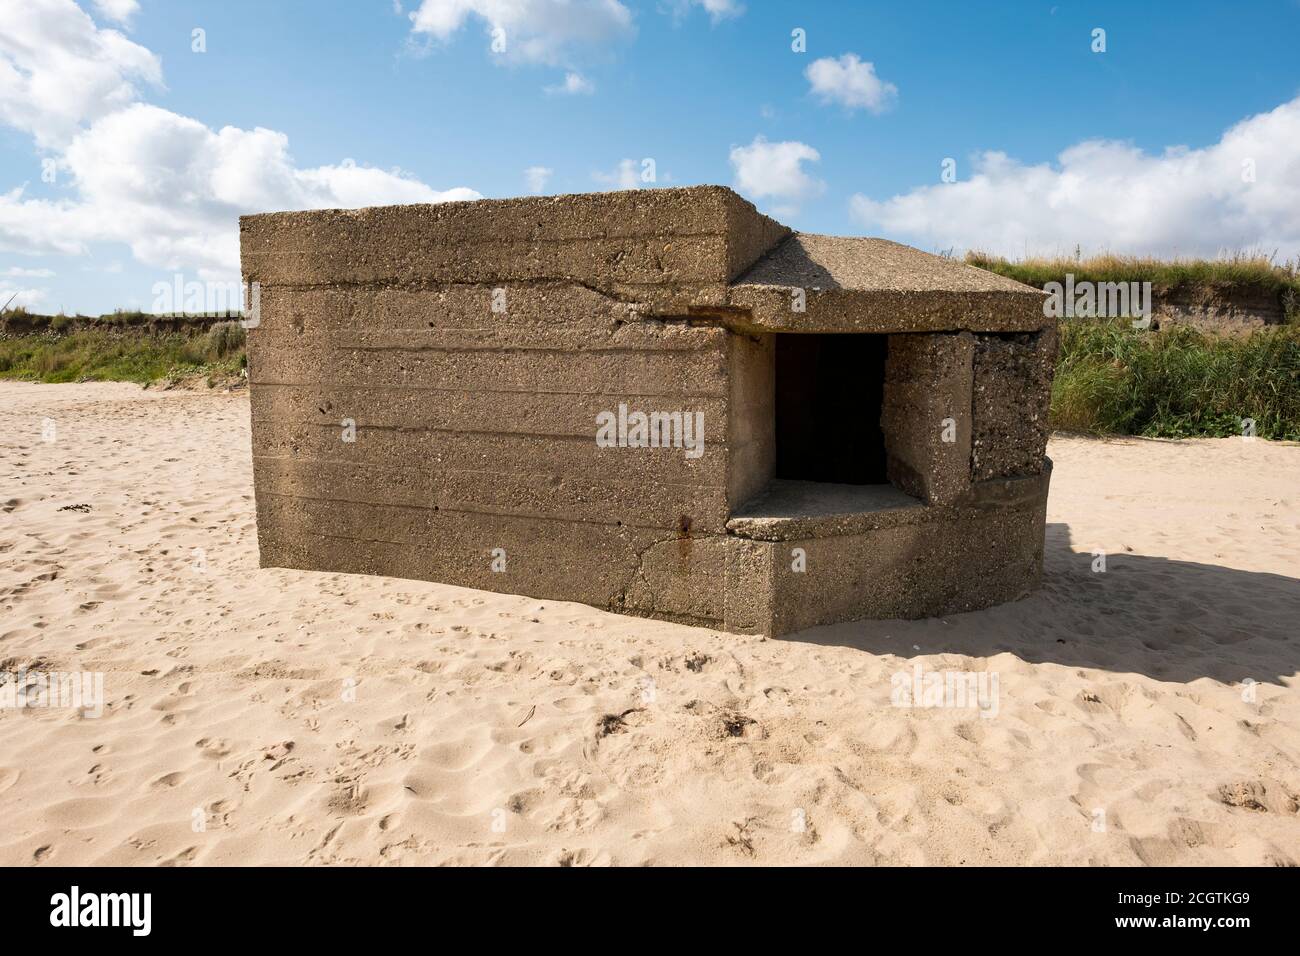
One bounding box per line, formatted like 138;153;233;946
205;320;246;360
0;329;246;385
1051;321;1300;440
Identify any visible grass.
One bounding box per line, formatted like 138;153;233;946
0;321;246;386
966;250;1300;309
1052;321;1300;440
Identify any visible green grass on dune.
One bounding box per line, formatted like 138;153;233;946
0;321;246;386
1052;321;1300;440
966;250;1300;304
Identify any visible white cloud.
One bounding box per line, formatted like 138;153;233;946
592;158;648;190
83;260;124;274
545;71;594;95
849;96;1300;260
2;266;56;278
665;0;744;23
698;0;744;20
0;186;87;257
93;0;140;25
0;283;47;308
0;4;481;285
729;136;823;213
524;165;553;193
295;158;479;209
0;0;161;148
408;0;634;66
805;54;897;115
0;103;480;276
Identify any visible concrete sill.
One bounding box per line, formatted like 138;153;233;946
726;479;925;542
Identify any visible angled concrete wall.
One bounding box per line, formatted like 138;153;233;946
879;331;975;505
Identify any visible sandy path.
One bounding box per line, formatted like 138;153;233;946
1;380;1297;866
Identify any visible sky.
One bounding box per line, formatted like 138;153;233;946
2;0;1299;315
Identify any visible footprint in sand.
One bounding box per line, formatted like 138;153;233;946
0;768;20;794
160;846;199;867
195;737;235;759
150;771;185;789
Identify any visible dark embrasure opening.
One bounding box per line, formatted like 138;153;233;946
774;333;889;485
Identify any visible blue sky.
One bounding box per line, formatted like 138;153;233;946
3;0;1300;314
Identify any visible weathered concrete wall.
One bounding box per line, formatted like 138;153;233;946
727;469;1051;636
247;301;753;626
243;188;789;630
726;331;775;511
242;186;789;316
242;187;1056;637
879;332;974;505
971;328;1057;481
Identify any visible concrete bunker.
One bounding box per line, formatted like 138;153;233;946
240;186;1056;638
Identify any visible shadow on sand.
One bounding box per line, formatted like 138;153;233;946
787;522;1300;687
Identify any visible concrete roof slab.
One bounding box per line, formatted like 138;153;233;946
728;233;1049;333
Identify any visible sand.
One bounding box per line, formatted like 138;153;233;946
1;379;1297;866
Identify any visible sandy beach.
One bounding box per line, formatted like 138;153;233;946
1;379;1296;866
